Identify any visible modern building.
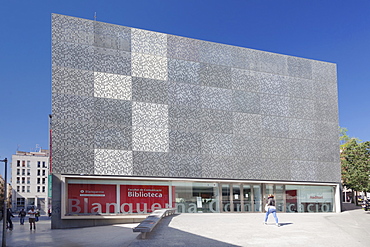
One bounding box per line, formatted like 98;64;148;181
51;14;340;229
11;149;50;214
0;175;12;210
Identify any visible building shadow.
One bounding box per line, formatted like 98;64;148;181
341;202;362;212
129;214;239;247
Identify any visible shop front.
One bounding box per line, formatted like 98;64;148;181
61;175;340;219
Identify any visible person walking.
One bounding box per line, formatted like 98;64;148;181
7;208;14;230
28;206;37;230
18;208;26;225
264;194;279;227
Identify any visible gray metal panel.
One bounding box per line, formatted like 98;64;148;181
52;67;94;96
200;63;232;89
132;77;169;104
132;151;169;176
94;123;132;150
168;58;200;84
94;149;133;175
94;22;131;51
169;130;202;154
94;98;132;126
168;153;202;177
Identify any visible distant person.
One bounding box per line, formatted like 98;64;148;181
28;207;37;230
35;208;40;222
7;208;14;230
48;208;52;217
18;208;26;225
264;194;279;227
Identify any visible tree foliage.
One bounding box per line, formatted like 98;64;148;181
340;138;370;193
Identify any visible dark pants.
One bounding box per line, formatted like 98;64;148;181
7;218;13;229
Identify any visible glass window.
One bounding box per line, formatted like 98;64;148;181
42;178;45;184
27;186;30;193
42;186;45;193
275;185;285;212
42;161;46;168
22;186;25;192
221;184;231;212
17;169;20;175
173;182;219;213
232;185;241;212
42;170;46;176
22;160;25;167
27;178;30;184
17;177;20;184
37;186;40;192
21;177;25;184
37;161;41;168
17;198;25;207
27;169;30;175
17;186;20;192
285;185;335;213
253;185;262;212
37;170;40;176
27;161;31;167
22;169;25;176
37;178;40;184
243;185;252;212
17;160;20;167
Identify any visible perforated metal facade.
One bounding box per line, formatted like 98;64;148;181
52;14;340;183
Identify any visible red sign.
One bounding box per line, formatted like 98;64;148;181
68;184;117;214
67;183;172;215
120;185;169;213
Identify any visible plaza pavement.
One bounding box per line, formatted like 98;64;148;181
1;203;369;247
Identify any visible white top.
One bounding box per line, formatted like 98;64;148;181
28;210;36;218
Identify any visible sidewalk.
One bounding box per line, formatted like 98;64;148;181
1;203;369;247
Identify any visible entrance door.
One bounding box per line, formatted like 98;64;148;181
263;184;286;212
221;183;263;212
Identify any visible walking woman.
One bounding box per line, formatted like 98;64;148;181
264;194;279;227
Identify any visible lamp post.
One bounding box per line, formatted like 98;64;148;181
0;158;7;247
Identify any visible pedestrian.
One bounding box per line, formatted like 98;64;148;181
28;206;37;230
35;208;40;222
18;208;26;225
264;194;279;227
7;208;14;230
48;208;52;217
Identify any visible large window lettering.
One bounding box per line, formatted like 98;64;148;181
68;184;117;214
120;185;170;213
285;185;335;213
65;178;336;216
66;180;174;215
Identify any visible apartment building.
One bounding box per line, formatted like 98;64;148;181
11;149;49;214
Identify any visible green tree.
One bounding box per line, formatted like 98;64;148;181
341;138;370;204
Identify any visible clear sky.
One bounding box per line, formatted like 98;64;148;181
1;0;369;175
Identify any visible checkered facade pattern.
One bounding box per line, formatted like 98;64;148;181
52;14;340;182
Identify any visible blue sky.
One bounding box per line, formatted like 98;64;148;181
1;0;369;175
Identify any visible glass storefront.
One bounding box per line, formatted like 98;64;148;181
285;185;335;213
173;181;219;213
63;177;337;217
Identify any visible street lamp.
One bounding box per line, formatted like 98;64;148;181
0;158;7;247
